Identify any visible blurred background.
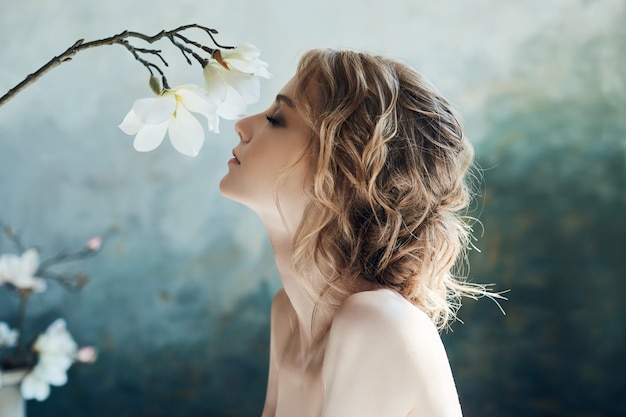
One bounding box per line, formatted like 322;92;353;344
0;0;624;416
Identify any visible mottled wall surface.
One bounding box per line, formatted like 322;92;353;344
442;19;626;416
0;1;624;416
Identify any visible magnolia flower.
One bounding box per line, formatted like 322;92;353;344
0;321;18;348
203;44;272;120
21;319;78;401
119;85;218;157
0;249;46;292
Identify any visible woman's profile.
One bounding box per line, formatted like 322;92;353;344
220;49;497;417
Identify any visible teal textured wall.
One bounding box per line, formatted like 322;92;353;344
0;1;624;416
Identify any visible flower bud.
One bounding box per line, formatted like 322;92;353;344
76;346;98;364
86;236;102;252
149;76;163;95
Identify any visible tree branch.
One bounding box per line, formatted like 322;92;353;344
0;24;230;107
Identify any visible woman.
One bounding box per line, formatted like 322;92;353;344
220;49;491;417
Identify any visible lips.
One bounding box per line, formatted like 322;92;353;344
230;149;241;164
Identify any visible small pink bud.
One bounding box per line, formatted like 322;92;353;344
76;346;98;364
86;236;102;252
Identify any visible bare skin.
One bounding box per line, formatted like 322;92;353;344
220;77;463;417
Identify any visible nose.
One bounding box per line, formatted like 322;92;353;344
234;115;254;143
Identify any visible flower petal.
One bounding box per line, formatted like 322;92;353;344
21;248;39;277
118;110;144;135
208;68;261;109
206;112;220;134
0;255;11;282
133;122;169;152
175;88;221;133
30;277;47;293
0;254;19;278
132;94;177;124
253;65;272;79
220;44;271;77
21;372;50;401
0;322;18;347
217;86;249;120
168;105;205;157
203;66;229;103
36;360;69;386
222;44;261;61
175;88;217;119
223;58;261;75
228;73;261;105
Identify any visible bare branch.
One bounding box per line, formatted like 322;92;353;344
0;24;230;107
40;270;90;292
3;224;25;253
36;247;98;274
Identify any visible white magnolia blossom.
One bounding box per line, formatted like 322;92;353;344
21;319;78;401
0;248;46;292
203;43;272;120
119;85;218;157
0;321;18;348
120;44;270;157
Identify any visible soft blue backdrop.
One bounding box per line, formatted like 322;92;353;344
0;1;624;416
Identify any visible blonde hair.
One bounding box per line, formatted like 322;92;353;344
289;49;493;330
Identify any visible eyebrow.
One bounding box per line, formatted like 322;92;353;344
276;94;295;108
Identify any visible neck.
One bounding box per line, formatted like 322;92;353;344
256;208;327;348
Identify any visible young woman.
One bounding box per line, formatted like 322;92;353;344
220;49;490;417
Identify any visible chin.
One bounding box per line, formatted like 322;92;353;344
219;176;250;207
219;175;236;200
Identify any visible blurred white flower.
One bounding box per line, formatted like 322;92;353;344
21;319;78;401
0;249;46;292
119;85;218;157
203;44;272;120
21;371;51;401
0;321;18;348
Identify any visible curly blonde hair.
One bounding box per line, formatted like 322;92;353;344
287;49;490;330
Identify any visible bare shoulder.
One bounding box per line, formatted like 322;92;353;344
331;289;439;344
322;289;462;417
328;289;446;375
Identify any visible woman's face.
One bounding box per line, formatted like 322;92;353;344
219;76;312;216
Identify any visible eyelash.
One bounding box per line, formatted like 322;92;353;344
266;114;281;126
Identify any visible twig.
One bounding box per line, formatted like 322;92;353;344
3;225;25;253
36;248;98;274
40;270;90;292
15;293;29;356
1;225;103;359
0;24;231;107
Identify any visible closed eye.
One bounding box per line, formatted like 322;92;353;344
266;114;281;126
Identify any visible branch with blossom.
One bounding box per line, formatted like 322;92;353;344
0;24;270;401
0;24;271;156
0;225;101;401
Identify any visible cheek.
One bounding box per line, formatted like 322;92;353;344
220;135;311;204
219;151;286;203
